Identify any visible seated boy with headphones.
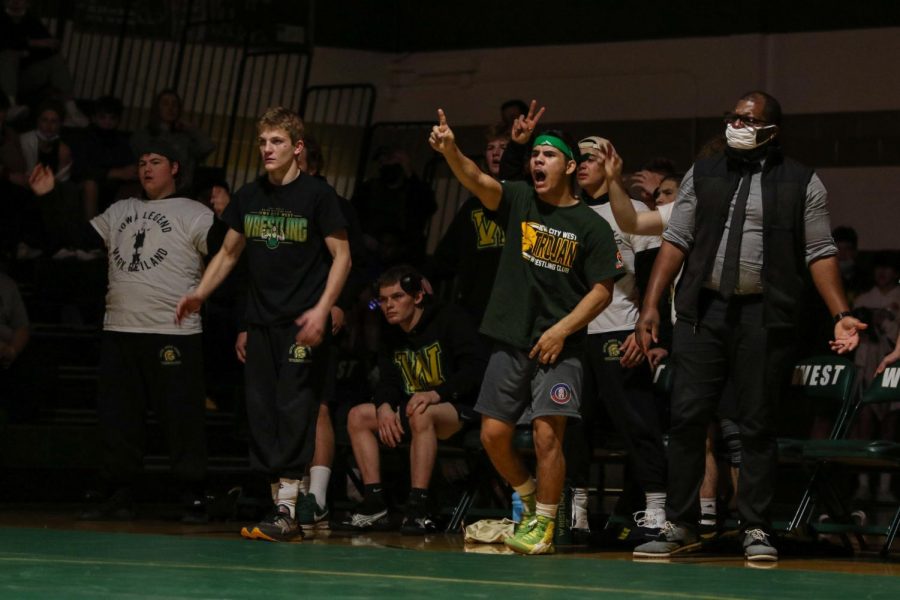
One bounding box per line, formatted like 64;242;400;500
337;265;486;534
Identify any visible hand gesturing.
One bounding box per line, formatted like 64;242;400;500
510;100;547;145
429;108;455;154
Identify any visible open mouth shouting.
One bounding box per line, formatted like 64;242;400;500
532;168;549;190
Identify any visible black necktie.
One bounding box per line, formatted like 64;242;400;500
719;166;756;299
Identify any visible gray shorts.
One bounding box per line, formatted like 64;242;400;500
474;342;583;423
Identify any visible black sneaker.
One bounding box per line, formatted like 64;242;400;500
79;488;135;521
400;504;438;535
241;504;303;542
698;513;719;540
333;500;391;532
624;508;666;543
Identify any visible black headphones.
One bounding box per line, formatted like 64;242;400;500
399;272;423;295
369;269;426;310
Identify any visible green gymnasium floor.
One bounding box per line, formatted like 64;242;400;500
1;524;899;599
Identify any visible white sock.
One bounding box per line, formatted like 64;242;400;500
276;478;301;518
309;465;331;507
270;482;280;503
299;475;310;496
645;492;666;511
700;497;716;521
535;501;557;519
513;477;537;498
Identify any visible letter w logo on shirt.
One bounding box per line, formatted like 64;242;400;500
471;209;505;249
393;342;446;394
883;367;900;389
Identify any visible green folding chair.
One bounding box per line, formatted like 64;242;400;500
781;356;858;533
800;366;900;557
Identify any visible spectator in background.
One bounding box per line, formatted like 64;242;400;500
71;95;138;219
833;226;872;305
627;157;677;211
352;144;436;267
430;123;508;326
0;92;35;260
0;0;88;126
654;173;681;206
20;98;71;179
131;88;215;196
850;252;900;504
0;263;38;421
20;99;91;258
500;99;529;131
198;180;247;415
0;92;25;187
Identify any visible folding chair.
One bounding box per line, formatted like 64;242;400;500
799;366;900;557
781;356;858;532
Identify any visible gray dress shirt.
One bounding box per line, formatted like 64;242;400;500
663;160;837;295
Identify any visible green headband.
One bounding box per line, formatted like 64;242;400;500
532;134;574;160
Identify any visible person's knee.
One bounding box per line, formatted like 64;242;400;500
408;410;435;436
532;419;564;456
347;404;373;433
480;420;510;449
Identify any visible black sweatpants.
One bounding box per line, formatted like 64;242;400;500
97;331;206;489
244;322;328;480
567;330;667;493
666;292;795;531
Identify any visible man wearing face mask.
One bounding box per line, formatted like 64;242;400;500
632;91;866;562
352;145;437;267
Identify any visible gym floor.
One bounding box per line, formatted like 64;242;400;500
1;508;898;599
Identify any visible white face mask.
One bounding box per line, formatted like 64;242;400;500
725;123;776;150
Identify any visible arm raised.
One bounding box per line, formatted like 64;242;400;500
429;108;502;210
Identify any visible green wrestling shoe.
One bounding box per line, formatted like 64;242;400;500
505;514;555;555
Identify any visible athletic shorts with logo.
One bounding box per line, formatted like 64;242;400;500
475;341;582;423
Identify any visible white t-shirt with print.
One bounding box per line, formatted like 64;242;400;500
588;199;661;334
91;196;214;334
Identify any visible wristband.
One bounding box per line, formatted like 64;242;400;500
833;311;853;324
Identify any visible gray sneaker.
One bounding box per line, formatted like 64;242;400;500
633;521;700;558
241;504;303;542
743;528;778;562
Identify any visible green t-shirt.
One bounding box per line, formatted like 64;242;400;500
480;181;624;350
